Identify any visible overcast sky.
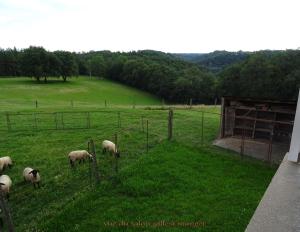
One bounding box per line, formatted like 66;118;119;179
0;0;299;53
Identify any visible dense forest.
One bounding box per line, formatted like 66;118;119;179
0;46;300;103
174;51;250;73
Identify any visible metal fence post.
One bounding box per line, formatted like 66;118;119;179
89;139;100;184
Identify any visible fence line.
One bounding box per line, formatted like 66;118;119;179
0;109;222;152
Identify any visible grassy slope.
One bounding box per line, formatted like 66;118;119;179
40;142;275;232
0;77;276;231
0;77;160;111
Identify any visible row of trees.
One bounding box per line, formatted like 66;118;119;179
1;46;300;103
0;47;78;82
218;50;300;100
76;50;216;103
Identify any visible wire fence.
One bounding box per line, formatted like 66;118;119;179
0;109;221;148
0;109;221;230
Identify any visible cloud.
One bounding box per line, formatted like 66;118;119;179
0;0;299;52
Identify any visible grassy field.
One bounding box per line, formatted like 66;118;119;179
0;77;160;111
0;77;276;231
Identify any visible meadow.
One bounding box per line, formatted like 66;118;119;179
0;77;276;231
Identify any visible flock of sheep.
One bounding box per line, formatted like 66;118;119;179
0;140;120;201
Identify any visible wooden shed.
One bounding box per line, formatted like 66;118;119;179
215;96;296;163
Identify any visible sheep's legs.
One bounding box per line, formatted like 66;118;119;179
102;148;106;154
69;159;74;168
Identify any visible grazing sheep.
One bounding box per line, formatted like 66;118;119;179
68;150;93;167
102;140;120;158
0;156;13;173
23;167;41;188
0;175;12;200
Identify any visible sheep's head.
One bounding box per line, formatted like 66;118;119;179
88;154;94;161
115;151;120;158
29;169;39;178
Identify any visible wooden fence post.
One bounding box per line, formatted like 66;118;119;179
0;192;15;232
105;100;107;108
6;113;11;131
201;111;204;146
35;100;38;108
146;120;149;153
168;109;173;140
189;98;193;109
88;139;100;184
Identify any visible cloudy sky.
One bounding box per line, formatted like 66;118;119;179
0;0;299;53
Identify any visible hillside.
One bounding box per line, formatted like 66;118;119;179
173;51;250;73
0;78;276;231
0;77;160;111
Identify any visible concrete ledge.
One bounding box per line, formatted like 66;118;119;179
214;137;288;164
246;154;300;232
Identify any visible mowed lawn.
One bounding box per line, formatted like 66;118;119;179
0;77;276;231
0;77;160;111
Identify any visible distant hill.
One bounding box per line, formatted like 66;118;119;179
173;51;250;72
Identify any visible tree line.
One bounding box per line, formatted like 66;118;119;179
1;46;300;103
0;47;78;82
0;47;216;103
218;50;300;100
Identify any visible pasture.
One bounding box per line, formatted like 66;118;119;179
0;77;276;231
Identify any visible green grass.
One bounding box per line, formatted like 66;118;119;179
0;77;276;231
0;77;160;111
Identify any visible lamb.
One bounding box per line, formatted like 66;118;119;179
0;156;13;173
23;167;41;188
102;140;120;158
0;175;12;199
68;150;93;167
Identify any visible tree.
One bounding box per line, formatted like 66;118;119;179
54;51;78;82
20;46;49;82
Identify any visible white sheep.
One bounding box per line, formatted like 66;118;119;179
102;140;120;158
68;150;93;167
0;175;12;199
0;156;13;173
23;167;41;188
